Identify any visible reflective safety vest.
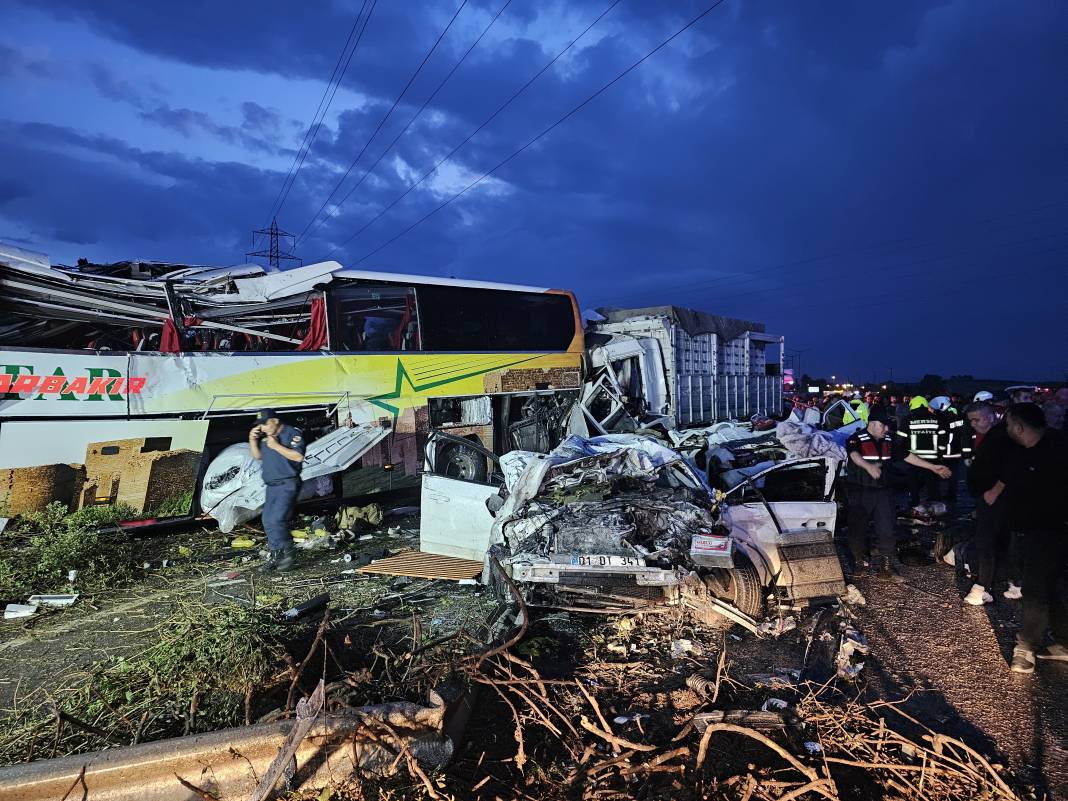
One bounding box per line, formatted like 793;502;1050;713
846;429;894;488
853;430;893;461
900;408;942;459
940;411;966;460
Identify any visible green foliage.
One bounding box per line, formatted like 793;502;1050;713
515;635;559;659
0;501;133;598
95;602;287;727
0;601;290;764
145;488;195;519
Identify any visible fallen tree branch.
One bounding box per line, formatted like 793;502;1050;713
175;773;221;801
579;715;657;752
284;611;330;718
694;722;820;784
471;556;529;671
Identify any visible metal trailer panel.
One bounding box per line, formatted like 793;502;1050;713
589;314;784;426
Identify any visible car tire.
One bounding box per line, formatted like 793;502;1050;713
439;442;488;482
704;551;763;618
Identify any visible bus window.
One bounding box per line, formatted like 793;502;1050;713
328;286;419;352
417;286;576;352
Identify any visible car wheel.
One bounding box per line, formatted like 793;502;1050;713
440;442;488;482
704;551;763;618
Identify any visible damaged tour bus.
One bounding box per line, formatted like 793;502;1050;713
0;244;583;531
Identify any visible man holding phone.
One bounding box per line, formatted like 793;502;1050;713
249;409;306;573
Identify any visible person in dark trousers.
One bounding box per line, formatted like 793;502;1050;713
900;396;945;505
249;409;306;573
932;395;965;503
960;401;1017;605
846;406;952;581
984;404;1068;673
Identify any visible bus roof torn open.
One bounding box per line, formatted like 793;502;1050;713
0;242;552;353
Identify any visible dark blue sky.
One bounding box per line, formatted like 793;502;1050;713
1;1;1065;379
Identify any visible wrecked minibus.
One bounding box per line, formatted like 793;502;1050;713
420;425;846;626
0;244;583;529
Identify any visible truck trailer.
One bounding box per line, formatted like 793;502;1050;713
585;305;785;428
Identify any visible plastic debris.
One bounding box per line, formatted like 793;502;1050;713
761;698;788;712
27;594;79;607
67;569;78;582
612;713;648;725
281;593;330;621
670;638;695;658
842;584;866;606
804;741;823;755
231;536;257;549
758;616;797;637
835;626;870;679
4;603;38;620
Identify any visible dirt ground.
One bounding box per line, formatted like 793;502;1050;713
1;500;1065;798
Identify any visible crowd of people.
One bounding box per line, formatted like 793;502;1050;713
792;385;1068;675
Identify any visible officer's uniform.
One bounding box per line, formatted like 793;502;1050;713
899;405;943;504
260;424;306;552
845;426;904;568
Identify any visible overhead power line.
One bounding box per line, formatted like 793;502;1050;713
265;0;377;224
297;0;470;243
297;0;514;245
312;0;625;252
327;0;731;265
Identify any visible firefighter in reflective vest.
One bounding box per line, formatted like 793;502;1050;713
899;396;944;504
846;406;951;580
931;395;965;502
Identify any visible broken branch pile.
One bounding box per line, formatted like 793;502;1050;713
458;636;1023;801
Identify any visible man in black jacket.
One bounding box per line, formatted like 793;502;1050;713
984;404;1068;673
846;406;951;581
960;401;1017;605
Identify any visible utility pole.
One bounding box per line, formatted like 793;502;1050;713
247;218;302;270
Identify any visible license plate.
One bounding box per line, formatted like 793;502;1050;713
570;554;644;567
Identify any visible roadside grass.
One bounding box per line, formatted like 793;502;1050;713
0;599;289;765
0;502;135;599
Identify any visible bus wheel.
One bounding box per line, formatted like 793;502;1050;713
440;442;488;482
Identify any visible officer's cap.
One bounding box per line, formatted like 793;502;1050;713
255;408;279;423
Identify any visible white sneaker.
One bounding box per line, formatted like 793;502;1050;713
1004;582;1022;600
1036;644;1068;662
963;584;992;606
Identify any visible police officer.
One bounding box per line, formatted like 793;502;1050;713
900;396;943;504
249;409;306;573
845;406;951;580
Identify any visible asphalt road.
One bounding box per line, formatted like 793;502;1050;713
853;556;1068;799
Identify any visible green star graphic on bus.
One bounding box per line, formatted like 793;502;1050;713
367;356;542;422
